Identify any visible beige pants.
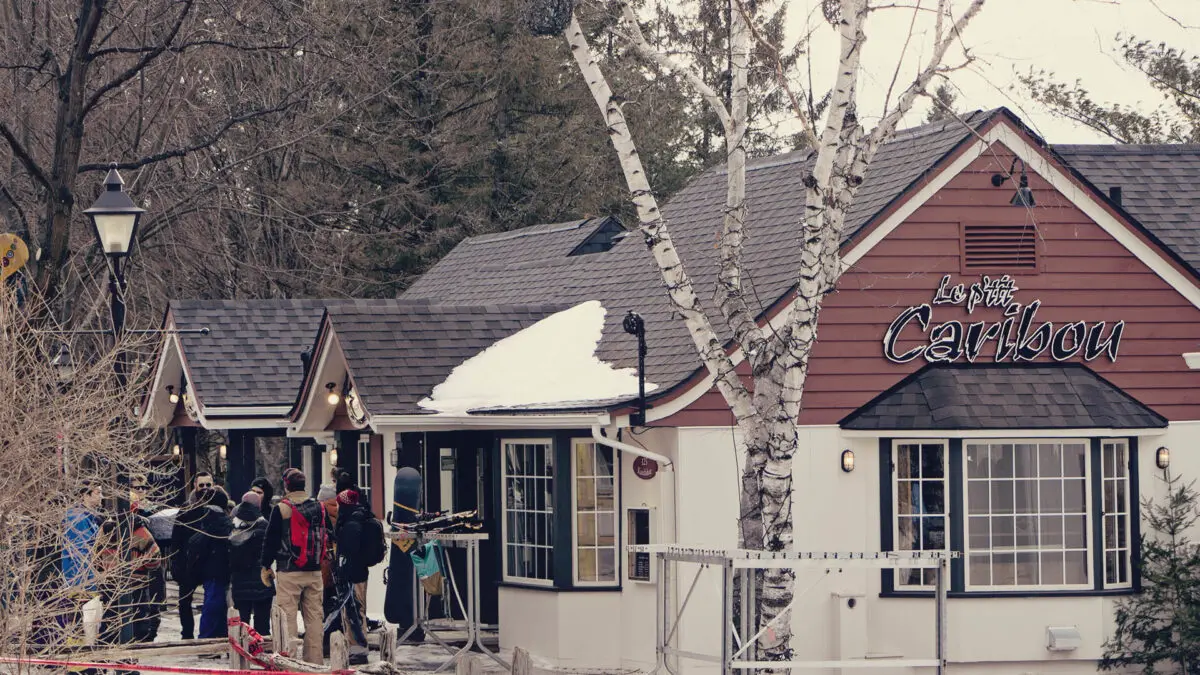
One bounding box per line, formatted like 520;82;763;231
343;582;368;647
275;570;324;665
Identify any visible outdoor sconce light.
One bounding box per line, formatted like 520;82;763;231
991;157;1035;207
1157;446;1170;470
841;449;855;473
171;444;181;457
219;444;227;461
390;447;400;467
325;382;340;406
330;447;339;465
167;385;179;405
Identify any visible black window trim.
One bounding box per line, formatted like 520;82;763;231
879;435;1140;598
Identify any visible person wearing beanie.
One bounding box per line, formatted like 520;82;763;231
329;488;370;662
261;468;329;665
230;491;273;635
186;487;233;638
249;477;275;509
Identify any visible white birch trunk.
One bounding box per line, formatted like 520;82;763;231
562;13;759;428
566;0;987;664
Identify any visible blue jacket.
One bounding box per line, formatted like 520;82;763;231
63;507;100;589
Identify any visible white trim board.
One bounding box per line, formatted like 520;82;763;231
843;428;1167;439
647;117;1200;423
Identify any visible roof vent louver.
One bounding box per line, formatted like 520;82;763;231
568;217;626;256
962;224;1038;271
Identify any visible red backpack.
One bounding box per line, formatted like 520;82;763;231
281;498;328;569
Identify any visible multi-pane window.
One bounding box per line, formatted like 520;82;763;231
502;440;554;584
357;435;372;503
1102;440;1131;587
573;441;618;585
894;442;947;587
965;441;1089;589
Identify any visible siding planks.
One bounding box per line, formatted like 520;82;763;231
661;142;1200;427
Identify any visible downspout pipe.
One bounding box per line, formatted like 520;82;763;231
591;424;673;470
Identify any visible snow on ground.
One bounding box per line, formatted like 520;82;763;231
419;301;657;414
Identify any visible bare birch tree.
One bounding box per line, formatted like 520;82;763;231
545;0;986;659
0;285;172;659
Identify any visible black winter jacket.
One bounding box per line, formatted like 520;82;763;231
187;505;233;584
335;504;370;585
229;503;273;603
169;503;209;585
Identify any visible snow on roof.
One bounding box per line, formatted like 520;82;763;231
417;300;657;414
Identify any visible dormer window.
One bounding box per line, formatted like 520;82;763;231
568;217;627;256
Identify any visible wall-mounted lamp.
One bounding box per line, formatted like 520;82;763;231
167;385;179;405
325;382;340;406
172;444;181;457
1157;446;1170;470
219;444;227;461
390;446;400;467
991;157;1035;207
330;447;339;465
841;449;855;473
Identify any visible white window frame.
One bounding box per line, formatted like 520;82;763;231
962;438;1093;592
500;438;555;586
357;434;372;504
570;439;620;587
892;439;950;589
1101;439;1132;589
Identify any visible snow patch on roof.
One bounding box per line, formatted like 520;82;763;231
418;301;656;414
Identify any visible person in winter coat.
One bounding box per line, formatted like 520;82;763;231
170;496;209;639
330;489;370;659
260;469;330;665
63;482;104;590
170;472;215;640
129;476;165;643
187;487;233;639
230;491;273;635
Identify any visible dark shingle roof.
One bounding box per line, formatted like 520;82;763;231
170;299;328;408
326;300;567;416
1053;144;1200;272
403;111;998;392
840;364;1167;430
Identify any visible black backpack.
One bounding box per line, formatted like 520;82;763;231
360;514;387;567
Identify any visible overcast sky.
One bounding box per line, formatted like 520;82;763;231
783;0;1200;143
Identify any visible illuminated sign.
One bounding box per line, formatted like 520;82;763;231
883;275;1124;364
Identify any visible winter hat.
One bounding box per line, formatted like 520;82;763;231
337;489;360;506
283;468;305;492
317;483;336;502
241;491;262;509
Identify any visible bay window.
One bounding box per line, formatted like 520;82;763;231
502;439;555;584
884;437;1136;595
572;440;618;585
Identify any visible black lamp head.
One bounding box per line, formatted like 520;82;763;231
991;158;1035;207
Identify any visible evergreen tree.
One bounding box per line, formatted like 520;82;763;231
925;83;959;123
1102;471;1200;674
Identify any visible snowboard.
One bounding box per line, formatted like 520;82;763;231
384;467;423;641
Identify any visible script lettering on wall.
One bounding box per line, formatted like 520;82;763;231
883;275;1124;364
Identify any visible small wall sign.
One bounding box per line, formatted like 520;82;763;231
632;456;659;480
883;275;1124;365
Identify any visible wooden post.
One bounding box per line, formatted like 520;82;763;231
379;629;397;664
330;631;349;672
454;655;480;675
271;605;290;655
511;647;533;675
228;621;248;670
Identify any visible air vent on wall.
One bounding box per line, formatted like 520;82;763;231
962;224;1038;272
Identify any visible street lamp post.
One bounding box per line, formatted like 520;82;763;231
83;163;145;385
82;164;144;644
